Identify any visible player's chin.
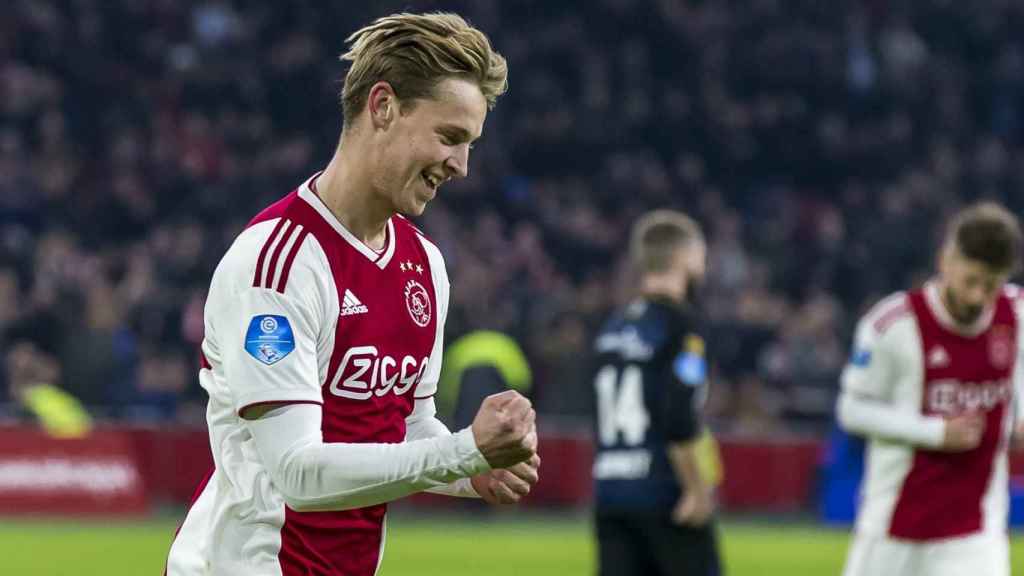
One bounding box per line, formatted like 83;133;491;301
404;195;432;216
956;308;983;325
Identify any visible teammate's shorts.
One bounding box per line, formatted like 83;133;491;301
842;531;1008;576
595;512;721;576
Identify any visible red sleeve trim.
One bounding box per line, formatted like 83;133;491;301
413;392;437;400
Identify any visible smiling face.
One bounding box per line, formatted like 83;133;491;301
368;77;487;216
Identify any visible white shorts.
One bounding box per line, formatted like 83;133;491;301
842;532;1009;576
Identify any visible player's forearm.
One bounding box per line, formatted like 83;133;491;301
837;391;945;448
248;404;490;512
404;413;480;498
667;436;709;495
280;433;486;510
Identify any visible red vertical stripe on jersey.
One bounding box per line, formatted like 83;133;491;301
276;229;309;293
888;291;1016;540
278;506;386;576
263;220;295;289
253;218;288;288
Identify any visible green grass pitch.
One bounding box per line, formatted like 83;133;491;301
4;515;1024;575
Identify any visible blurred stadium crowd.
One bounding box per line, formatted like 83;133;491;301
3;0;1024;430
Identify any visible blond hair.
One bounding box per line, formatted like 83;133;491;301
630;210;704;273
339;12;508;127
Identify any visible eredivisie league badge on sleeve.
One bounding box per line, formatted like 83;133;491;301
245;314;296;365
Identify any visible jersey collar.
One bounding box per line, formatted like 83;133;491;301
923;280;996;337
297;172;396;270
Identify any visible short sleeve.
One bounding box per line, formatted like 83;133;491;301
413;234;450;399
664;328;707;443
840;315;897;400
219;287;324;414
204;221;328;416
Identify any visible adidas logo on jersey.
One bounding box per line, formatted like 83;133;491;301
927;346;950;368
341;289;369;316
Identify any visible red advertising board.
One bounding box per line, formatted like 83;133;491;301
12;423;1024;516
0;427;148;515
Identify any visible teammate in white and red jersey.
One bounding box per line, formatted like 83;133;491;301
165;13;540;576
838;202;1024;576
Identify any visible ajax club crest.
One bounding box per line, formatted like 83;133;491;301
405;279;431;327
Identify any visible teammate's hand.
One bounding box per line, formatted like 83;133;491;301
471;454;541;505
672;488;714;527
940;413;985;452
470;390;537;469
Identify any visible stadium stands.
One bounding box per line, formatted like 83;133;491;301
3;1;1024;432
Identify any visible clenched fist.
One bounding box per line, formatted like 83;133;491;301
471;390;537;469
940;413;985;452
471;454;542;504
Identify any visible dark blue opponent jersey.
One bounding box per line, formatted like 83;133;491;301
590;297;709;513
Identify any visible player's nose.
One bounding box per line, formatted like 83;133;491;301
445;145;469;179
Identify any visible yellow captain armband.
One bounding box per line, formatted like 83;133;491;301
684;334;706;356
695;429;723;487
21;383;93;439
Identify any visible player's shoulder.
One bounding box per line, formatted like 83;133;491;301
394;215;447;275
212;210;329;302
392;213;428;237
594;299;686;355
643;298;700;341
393;214;439;250
1002;283;1024;303
859;291;914;337
1003;283;1024;323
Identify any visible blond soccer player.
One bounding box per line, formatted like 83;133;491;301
165;13;540;575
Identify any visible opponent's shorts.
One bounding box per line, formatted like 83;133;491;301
595;512;721;576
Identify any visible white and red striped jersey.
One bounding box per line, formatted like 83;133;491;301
843;281;1024;541
166;173;456;575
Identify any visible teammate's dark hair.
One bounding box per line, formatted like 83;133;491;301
948;201;1022;273
630;210;704;274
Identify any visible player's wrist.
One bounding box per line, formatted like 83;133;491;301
454;427;492;475
925;416;948;449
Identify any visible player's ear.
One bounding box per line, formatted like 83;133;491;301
938;241;953;276
367;81;398;130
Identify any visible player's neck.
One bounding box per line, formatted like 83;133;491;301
315;140;391;249
639;275;685;306
931;280;992;335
